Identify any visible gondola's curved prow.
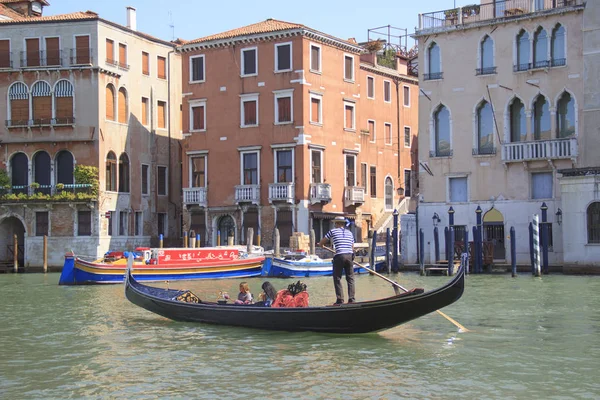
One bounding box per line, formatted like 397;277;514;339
125;263;465;334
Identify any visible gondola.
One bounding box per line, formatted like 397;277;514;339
125;262;465;334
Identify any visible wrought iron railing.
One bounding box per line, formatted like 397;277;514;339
5;118;75;128
0;183;94;199
0;52;13;69
429;149;453;158
472;147;497;156
424;72;443;80
69;48;93;65
476;66;497;75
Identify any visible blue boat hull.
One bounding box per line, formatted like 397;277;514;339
262;258;383;278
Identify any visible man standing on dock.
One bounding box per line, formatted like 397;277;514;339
317;216;355;305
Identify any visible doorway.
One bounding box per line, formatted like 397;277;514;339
0;216;26;265
483;208;505;260
217;215;235;246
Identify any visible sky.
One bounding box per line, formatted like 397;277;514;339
48;0;473;46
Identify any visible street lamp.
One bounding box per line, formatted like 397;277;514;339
556;208;562;226
432;212;441;227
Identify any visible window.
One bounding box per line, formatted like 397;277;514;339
345;154;356;186
383;81;391;103
36;212;48;236
404;127;411;147
551;24;566;67
141;97;149;125
476;101;494;155
106;84;115;121
33;151;50;194
311;150;322;183
274;89;293;124
54;80;74;124
344;54;354;81
158;213;167;237
190;100;206;131
240;94;258;127
10;153;28;193
141;164;149;195
118;87;128;124
557;92;575;138
118;153;129;192
31;81;51;124
74;35;90;65
533;95;550;140
242;152;258;184
434;105;451;157
384;123;392;145
190;55;205;82
191;156;206;187
134;211;143;236
26;38;40;67
404;169;412;197
403;86;410;107
310;93;322;124
157;100;166;129
55;150;74;185
107;211;113;236
157;56;166;79
510;98;526;143
310;44;321;72
276;150;293;183
78;211;91;236
533;28;548;68
8;82;29;126
344;101;355;130
531;172;552;199
361;163;367;190
426;42;441;80
115;43;126;69
275;42;291;72
119;211;128;236
385;177;393;211
367;76;374;99
241;47;257;76
105;151;117;191
157;166;167;196
142;51;149;75
478;35;495;75
0;39;11;68
368;120;376;143
516;30;530;71
370;166;377;197
45;37;60;66
587;202;600;244
449;177;468;202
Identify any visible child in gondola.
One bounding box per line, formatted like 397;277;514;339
234;281;253;304
255;281;277;307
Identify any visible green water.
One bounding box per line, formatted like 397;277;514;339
1;272;599;399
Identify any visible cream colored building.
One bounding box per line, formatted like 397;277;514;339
406;0;595;268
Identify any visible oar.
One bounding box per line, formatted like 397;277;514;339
321;245;469;333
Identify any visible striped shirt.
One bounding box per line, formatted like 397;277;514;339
325;227;355;255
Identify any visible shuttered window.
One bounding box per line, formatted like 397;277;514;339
36;212;49;236
384;123;392;145
106;39;115;64
310;45;320;72
192;105;205;130
32;81;51;123
142;51;149;75
157;101;166;128
106;85;115;121
344;103;354;130
367;76;374;98
77;211;92;236
277;96;291;123
370;166;377;197
26;38;40;67
0;40;10;68
190;55;204;82
157;166;167;195
75;35;90;64
344;55;354;81
310;96;321;124
55;80;74;123
9;82;29;125
118;43;127;68
118;88;127;123
141;97;148;125
243;100;257;126
45;37;60;66
157;56;166;79
368;120;375;142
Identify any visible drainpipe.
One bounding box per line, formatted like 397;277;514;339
395;78;401;183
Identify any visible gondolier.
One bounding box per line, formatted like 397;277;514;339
317;216;355;305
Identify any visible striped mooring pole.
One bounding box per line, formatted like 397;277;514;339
532;214;541;277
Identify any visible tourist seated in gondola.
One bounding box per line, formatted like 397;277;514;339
234;281;253;305
254;281;277;307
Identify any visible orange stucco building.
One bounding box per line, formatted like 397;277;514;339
178;19;418;248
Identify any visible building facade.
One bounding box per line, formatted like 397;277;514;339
406;0;594;268
0;2;182;267
178;19;418;248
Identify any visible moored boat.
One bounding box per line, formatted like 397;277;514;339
261;252;384;278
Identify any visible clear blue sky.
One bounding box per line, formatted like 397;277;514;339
49;0;473;46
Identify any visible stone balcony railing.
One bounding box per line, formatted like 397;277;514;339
235;184;260;205
309;183;332;204
344;186;365;207
501;137;577;163
269;182;294;204
183;187;207;207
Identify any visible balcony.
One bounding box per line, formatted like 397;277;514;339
183;187;207;207
344;186;365;207
0;52;13;69
20;50;64;68
309;183;332;204
0;183;95;203
418;0;583;34
269;183;294;204
5;118;76;128
69;48;93;66
235;185;260;205
501;137;577;163
476;66;497;76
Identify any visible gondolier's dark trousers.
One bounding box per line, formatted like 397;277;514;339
333;253;355;302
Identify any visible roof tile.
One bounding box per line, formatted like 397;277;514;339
184;18;305;44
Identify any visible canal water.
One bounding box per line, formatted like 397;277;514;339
1;271;599;399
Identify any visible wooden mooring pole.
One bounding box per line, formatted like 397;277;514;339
43;235;48;273
274;228;280;257
13;234;18;273
247;228;254;253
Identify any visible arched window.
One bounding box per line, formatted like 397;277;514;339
532;95;550;140
10;152;28;194
106;151;117;191
31;81;52;125
118;153;130;192
384;177;393;211
118;87;128;124
551;24;566;67
54;80;74;124
477;101;494;154
434;105;450;157
479;35;495;75
33;151;51;194
426;42;441;80
509;98;526;143
516;30;530;71
55;150;74;185
8;82;29;127
587;202;600;244
533;27;548;68
557;92;575;138
106;84;115;121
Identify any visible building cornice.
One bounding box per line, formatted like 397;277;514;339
360;63;418;85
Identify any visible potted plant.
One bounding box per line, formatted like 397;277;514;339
30;182;40;189
56;183;64;190
444;8;458;19
462;4;480;16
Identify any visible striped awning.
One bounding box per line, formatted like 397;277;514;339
55;80;74;97
8;82;28;100
31;81;51;97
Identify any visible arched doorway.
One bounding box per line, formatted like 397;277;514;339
217;215;235;246
0;216;26;265
483;208;505;260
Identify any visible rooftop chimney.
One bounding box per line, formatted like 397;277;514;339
126;6;136;31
